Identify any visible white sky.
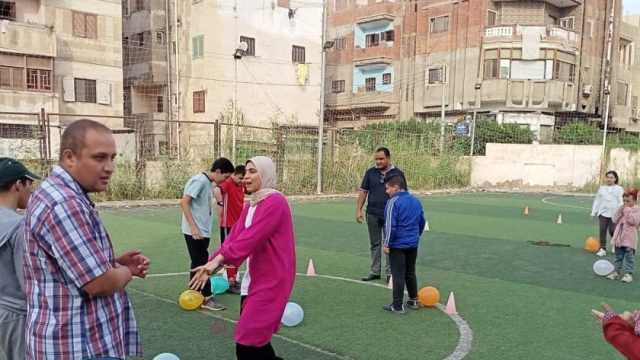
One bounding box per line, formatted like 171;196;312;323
624;0;640;16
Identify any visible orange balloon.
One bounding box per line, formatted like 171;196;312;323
418;286;440;307
584;237;600;253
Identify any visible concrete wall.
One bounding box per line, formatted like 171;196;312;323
471;143;603;188
471;143;640;188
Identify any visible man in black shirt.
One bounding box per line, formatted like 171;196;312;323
356;147;406;282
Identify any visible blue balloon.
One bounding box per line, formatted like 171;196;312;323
211;276;229;295
281;302;304;327
153;353;180;360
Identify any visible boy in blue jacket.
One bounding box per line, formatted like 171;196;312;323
382;175;425;314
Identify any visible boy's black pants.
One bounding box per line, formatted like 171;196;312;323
389;247;418;310
184;234;212;297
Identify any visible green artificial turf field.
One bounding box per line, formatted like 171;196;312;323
102;192;638;359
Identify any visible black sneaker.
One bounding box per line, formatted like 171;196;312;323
382;304;406;314
228;284;241;295
406;299;420;310
361;274;381;281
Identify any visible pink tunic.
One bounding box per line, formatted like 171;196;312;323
612;206;640;250
212;193;296;346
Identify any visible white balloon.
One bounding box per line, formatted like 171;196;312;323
593;260;615;276
281;302;304;327
153;353;180;360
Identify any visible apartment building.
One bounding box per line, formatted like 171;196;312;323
0;0;127;158
123;0;173;157
326;0;635;136
619;15;640;132
175;0;322;159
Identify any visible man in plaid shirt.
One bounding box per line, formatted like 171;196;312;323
24;120;150;360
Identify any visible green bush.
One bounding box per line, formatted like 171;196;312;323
554;123;601;145
472;120;535;155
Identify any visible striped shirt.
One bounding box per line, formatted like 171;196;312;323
23;166;141;360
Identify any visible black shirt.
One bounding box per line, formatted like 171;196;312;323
360;166;406;218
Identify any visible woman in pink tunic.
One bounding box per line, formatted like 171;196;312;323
190;156;296;360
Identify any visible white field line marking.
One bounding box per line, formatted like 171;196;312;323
542;196;591;210
138;271;473;360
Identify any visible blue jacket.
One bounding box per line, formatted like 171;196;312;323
383;191;425;249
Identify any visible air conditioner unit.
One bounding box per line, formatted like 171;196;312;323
583;84;593;96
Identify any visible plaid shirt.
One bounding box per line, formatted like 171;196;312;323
24;166;141;360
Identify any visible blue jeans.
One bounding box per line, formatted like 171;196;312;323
614;246;636;274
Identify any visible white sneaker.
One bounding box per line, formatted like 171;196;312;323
607;272;619;280
596;249;607;257
621;274;633;283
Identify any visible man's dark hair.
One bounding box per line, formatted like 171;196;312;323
385;174;406;190
59;119;112;161
211;158;234;173
234;165;246;176
0;178;29;193
376;147;391;158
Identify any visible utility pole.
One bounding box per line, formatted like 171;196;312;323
316;1;328;195
600;0;615;181
439;78;447;153
232;0;239;164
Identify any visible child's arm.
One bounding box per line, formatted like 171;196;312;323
623;209;640;228
603;315;640;360
591;187;602;217
383;200;398;248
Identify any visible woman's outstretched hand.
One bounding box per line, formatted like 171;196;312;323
189;260;220;291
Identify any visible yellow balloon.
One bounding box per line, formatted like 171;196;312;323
178;290;204;311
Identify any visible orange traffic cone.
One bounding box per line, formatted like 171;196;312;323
445;292;457;315
306;259;317;276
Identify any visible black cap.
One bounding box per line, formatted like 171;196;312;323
0;158;41;188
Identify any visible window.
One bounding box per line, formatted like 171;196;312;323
134;0;145;11
334;37;346;50
73;12;98;39
428;67;444;84
123;0;129;16
292;45;305;63
617;82;629;106
559;17;574;30
365;77;376;92
193;90;206;113
240;36;255;56
430;16;449;33
553;61;575;82
487;10;497;26
74;79;97;103
0;1;16;21
0;123;38;139
484;59;498;79
381;30;394;42
332;80;345;93
382;73;392;85
133;33;144;47
27;69;51;91
586;20;593;38
156;31;165;44
365;33;380;48
192;35;204;59
0;67;23;89
156;96;164;113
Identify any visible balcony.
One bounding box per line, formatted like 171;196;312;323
480;78;576;110
0;21;55;57
484;25;578;49
353;42;396;65
351;89;396;108
492;0;581;8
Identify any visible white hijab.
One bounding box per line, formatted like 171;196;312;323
247;156;281;206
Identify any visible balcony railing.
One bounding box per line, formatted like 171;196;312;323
484;25;578;48
0;21;55;57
